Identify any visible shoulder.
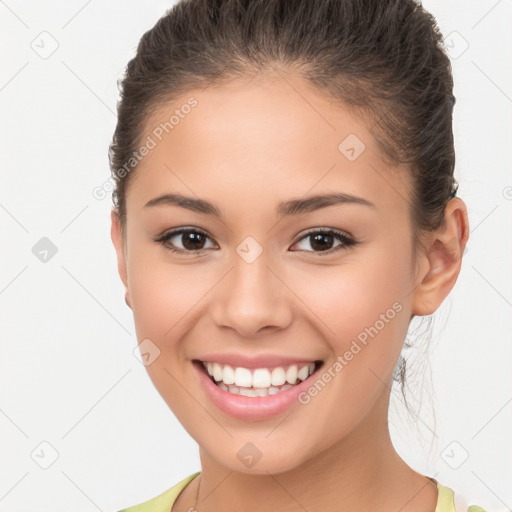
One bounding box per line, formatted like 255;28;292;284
116;472;201;512
434;478;490;512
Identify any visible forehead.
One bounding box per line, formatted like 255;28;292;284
128;73;412;219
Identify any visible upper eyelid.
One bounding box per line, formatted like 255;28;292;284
295;227;353;239
155;227;217;245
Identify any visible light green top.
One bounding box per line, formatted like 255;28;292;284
117;472;488;512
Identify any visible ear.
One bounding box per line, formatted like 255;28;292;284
110;209;132;310
411;198;470;316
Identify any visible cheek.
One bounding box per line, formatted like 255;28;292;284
126;240;203;340
292;248;410;337
284;254;410;441
125;247;201;412
288;245;412;384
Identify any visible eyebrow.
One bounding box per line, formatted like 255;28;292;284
144;192;377;217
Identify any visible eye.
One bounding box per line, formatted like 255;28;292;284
153;227;217;254
290;228;357;255
154;227;357;256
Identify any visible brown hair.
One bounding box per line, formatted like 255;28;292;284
109;0;458;409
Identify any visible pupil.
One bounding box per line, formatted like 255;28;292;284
311;233;333;251
183;232;205;250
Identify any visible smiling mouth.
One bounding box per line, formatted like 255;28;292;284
194;359;324;397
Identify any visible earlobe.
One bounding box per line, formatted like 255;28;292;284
110;210;132;310
411;198;469;316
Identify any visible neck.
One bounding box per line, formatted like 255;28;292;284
190;389;438;512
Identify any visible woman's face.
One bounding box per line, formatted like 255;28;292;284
112;73;430;473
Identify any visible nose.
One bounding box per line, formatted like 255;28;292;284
209;253;294;338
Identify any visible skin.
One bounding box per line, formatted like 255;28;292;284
111;71;469;512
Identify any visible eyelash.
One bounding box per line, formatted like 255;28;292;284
153;227;357;256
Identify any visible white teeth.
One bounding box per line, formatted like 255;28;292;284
202;360;318;392
253;368;272;388
271;367;286;386
222;365;235;385
297;365;310;381
212;363;223;382
286;365;298;385
234;367;252;387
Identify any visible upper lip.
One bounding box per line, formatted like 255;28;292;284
194;353;323;369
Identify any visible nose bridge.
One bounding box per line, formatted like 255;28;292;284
210;241;293;337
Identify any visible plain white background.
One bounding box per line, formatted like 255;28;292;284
0;1;511;511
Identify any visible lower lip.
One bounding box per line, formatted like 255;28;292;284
192;360;323;421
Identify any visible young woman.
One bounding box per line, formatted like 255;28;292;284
110;1;488;510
